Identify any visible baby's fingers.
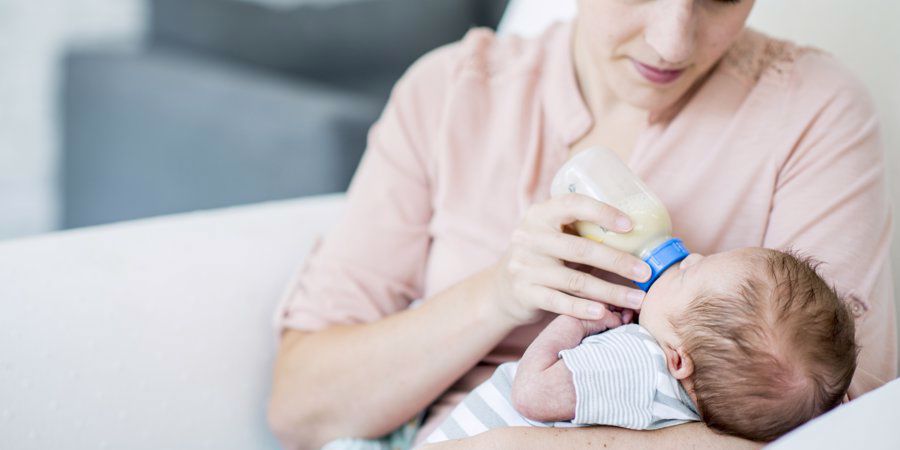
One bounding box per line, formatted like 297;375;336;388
579;312;623;336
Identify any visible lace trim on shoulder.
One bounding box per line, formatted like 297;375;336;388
719;29;822;83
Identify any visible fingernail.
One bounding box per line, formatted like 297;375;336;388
627;290;645;308
588;305;604;318
616;216;632;232
633;264;651;281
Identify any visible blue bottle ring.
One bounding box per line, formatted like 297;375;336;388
634;238;690;292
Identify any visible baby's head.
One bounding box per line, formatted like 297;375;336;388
638;247;858;442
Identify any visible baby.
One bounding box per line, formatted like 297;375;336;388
425;247;858;443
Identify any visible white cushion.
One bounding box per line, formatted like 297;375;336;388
767;379;900;450
0;194;346;449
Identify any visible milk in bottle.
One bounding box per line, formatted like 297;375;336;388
550;147;689;291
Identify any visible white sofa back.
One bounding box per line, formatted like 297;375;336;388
0;195;346;449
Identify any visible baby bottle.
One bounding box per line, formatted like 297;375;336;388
550;147;689;291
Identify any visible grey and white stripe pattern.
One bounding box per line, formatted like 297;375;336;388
560;324;699;429
424;324;699;444
424;362;557;444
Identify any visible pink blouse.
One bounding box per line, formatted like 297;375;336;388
275;23;896;439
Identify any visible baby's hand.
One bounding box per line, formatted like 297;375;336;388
551;310;622;340
511;358;576;422
510;313;622;422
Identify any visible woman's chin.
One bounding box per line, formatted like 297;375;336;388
621;91;681;116
603;66;697;114
615;80;692;117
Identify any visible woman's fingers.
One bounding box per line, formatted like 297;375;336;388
534;193;633;232
527;285;611;320
526;263;645;310
496;193;654;325
527;230;651;283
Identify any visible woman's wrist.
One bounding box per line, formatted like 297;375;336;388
472;263;529;332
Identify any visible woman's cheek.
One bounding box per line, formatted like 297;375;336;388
579;0;648;49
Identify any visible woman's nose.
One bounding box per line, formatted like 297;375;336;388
644;0;697;66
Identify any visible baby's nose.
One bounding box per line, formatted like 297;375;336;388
679;253;705;269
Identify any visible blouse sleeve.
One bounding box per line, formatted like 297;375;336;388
762;53;896;398
274;44;459;333
559;330;658;429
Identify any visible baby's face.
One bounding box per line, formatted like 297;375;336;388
638;248;760;343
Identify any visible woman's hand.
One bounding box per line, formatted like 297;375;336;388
489;193;651;326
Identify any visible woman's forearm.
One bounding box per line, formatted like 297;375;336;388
425;423;762;450
268;265;518;450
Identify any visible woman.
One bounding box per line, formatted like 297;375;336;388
268;0;896;448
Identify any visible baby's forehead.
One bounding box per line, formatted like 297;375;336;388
703;248;766;271
696;248;774;288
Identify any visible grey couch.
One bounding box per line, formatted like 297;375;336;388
62;0;508;228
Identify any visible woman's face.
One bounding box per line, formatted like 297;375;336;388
575;0;755;112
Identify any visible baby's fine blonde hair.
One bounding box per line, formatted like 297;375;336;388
674;249;858;442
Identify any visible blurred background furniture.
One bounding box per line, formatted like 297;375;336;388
62;0;510;228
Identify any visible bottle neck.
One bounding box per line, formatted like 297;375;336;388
634;238;690;292
636;236;673;260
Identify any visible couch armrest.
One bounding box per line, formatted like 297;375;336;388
767;378;900;449
0;194;345;448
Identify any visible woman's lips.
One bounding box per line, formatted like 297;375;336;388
631;59;685;85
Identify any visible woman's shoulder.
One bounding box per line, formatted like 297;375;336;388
398;24;564;94
719;28;875;112
453;25;564;76
385;24;569;155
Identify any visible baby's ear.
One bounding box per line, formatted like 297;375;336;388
666;345;694;380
